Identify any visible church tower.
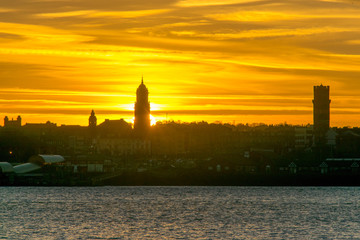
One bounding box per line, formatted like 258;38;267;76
88;110;97;138
134;77;150;137
89;110;97;128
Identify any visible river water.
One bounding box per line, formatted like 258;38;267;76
1;186;360;239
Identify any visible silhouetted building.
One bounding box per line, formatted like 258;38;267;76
313;85;330;144
295;125;313;149
4;116;21;128
96;138;151;156
58;125;88;155
336;130;360;157
97;119;132;138
134;77;150;137
88;110;97;139
89;110;97;128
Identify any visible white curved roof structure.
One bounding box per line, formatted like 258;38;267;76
0;155;65;175
0;162;14;173
29;155;65;165
13;163;41;174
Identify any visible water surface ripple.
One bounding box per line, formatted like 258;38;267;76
1;186;360;239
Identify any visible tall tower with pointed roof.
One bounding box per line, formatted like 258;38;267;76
88;110;97;138
134;77;150;137
89;110;97;128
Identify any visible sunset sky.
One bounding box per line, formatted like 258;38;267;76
1;0;360;127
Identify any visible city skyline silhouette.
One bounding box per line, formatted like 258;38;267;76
3;81;333;129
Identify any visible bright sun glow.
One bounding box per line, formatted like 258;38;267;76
129;115;156;126
150;114;156;126
119;104;135;111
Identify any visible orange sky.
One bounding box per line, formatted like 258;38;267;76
1;0;360;127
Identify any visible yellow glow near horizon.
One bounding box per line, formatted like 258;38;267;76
150;114;156;126
0;0;360;127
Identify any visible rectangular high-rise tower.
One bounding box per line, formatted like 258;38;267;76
313;85;330;143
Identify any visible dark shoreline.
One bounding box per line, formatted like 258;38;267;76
105;173;360;186
3;171;360;186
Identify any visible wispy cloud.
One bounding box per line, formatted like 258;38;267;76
171;27;357;39
208;11;360;22
0;22;94;44
0;8;16;12
35;9;172;19
176;0;258;7
35;10;95;18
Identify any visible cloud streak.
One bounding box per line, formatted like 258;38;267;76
35;9;172;19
